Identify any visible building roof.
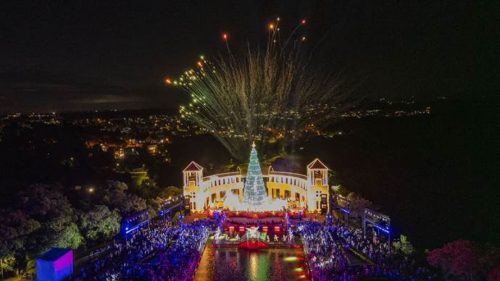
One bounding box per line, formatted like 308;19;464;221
307;158;329;170
38;248;72;261
183;161;204;172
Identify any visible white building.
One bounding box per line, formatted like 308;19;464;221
183;158;330;213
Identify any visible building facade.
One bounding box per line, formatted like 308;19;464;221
182;158;330;213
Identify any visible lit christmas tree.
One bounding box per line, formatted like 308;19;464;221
243;142;267;208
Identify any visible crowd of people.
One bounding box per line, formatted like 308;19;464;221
145;220;212;280
297;220;438;280
74;219;213;281
74;211;442;281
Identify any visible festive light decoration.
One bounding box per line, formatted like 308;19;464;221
167;18;351;160
243;142;267;207
218;144;287;211
183;144;330;213
283;256;299;262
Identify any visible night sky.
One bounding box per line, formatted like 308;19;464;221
0;0;495;113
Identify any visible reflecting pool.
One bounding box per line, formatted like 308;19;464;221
194;244;309;281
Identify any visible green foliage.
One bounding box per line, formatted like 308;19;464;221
25;219;83;256
0;256;16;273
159;186;182;199
331;184;351;197
16;186;82;253
19;185;74;222
393;234;415;256
329;171;344;187
25;257;35;275
0;210;41;258
0;185;85;275
0;180;157;276
129;167;150;188
51;222;83;250
78;205;121;241
101;181;147;214
172;211;181;224
135;179;161;200
146;198;161;213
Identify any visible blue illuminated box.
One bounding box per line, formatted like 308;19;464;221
36;248;73;281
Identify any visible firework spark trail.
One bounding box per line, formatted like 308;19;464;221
168;18;353;160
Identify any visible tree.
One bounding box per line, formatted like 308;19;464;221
78;205;121;241
346;192;374;218
51;222;83;250
19;185;74;223
119;194;147;214
136;178;161;200
101;181;147;214
392;234;415;256
427;240;479;280
331;184;348;196
0;184;84;276
489;266;500;281
17;186;83;254
0;209;41;276
0;210;41;254
0;255;16;278
243;143;267;206
106;181;128;192
159;186;182;199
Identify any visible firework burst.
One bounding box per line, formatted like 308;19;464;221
167;18;353;160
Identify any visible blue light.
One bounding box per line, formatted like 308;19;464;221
372;224;390;234
340;208;350;214
123;220;150;234
125;225;139;234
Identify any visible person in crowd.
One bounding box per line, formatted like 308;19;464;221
296;220;437;281
73;219;214;280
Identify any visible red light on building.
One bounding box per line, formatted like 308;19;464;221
229;226;235;232
274;226;280;232
239;226;245;232
263;226;268;232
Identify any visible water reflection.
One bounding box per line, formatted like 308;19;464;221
194;245;308;281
